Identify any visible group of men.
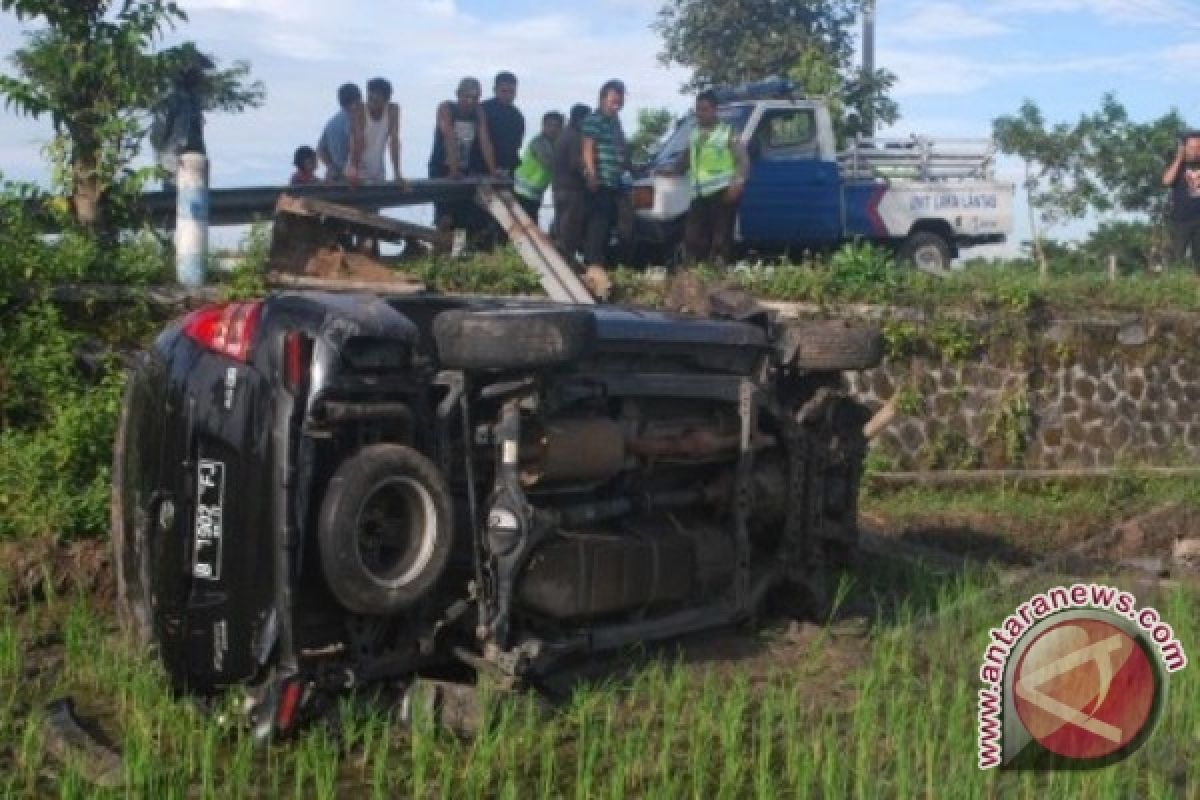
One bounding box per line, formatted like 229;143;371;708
299;73;749;267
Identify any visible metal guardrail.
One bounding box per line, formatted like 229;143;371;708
140;177;512;226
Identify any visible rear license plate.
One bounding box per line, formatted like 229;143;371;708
193;460;225;581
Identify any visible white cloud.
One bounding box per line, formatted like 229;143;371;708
990;0;1199;27
0;0;692;187
891;2;1013;43
885;49;1144;97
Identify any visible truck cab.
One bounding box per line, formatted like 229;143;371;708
634;82;1014;271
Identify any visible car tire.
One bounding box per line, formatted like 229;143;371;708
787;321;883;371
112;379;154;649
898;231;952;274
433;308;596;371
318;445;454;616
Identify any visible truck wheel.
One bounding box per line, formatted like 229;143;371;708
433;309;596;371
318;445;454;616
786;321;883;371
898;231;952;274
112;379;154;649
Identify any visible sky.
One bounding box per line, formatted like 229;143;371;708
0;0;1195;249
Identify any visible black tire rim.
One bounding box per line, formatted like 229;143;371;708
353;476;439;588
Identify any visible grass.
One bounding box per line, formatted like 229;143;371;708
603;255;1200;314
0;534;1195;798
862;470;1200;533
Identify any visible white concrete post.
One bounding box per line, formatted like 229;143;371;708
175;152;209;288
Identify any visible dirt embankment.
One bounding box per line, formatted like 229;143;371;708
0;538;112;613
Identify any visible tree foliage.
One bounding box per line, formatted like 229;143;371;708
629;107;675;165
993;94;1185;274
654;0;897;137
0;0;264;231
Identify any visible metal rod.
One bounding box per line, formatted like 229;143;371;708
862;0;876;134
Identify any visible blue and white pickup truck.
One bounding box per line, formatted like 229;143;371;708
633;84;1015;271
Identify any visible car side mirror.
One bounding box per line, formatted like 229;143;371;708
748;139;762;161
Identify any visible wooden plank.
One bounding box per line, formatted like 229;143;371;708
266;272;427;294
474;185;595;305
275;195;445;244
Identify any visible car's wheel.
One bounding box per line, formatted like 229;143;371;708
898;231;952;274
112;379;154;649
433;308;595;371
785;321;884;371
318;445;454;616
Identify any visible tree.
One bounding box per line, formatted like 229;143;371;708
629;108;675;165
655;0;897;137
789;44;896;144
0;1;264;231
994;95;1185;276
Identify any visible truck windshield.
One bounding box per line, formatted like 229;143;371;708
652;105;753;169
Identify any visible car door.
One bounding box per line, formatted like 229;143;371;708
738;107;842;249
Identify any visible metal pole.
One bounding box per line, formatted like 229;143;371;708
862;0;877;135
175;152;209;288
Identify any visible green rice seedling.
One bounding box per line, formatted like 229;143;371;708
715;672;749;799
535;717;557;798
753;678;781;800
368;715;396;800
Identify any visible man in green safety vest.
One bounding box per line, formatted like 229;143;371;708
514;111;566;224
666;90;750;267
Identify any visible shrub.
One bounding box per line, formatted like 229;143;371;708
0;187;165;540
0;302;125;540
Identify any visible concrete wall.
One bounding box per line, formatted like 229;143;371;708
773;304;1200;470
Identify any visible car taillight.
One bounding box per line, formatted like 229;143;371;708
182;302;263;362
632;185;655;210
283;331;313;394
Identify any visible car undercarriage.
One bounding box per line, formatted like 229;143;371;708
112;290;881;735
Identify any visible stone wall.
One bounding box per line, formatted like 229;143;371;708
778;305;1200;470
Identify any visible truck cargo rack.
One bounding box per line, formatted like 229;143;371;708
839;136;998;182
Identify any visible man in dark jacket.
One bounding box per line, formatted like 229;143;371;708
472;71;524;176
552;104;592;264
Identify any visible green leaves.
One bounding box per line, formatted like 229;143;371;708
0;0;260;230
994;95;1186;228
655;0;896;138
629;108;675;165
993;94;1186;274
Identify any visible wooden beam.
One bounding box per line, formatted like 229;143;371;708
266;272;426;294
275;194;445;245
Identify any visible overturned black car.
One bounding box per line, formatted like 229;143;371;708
112;290;881;732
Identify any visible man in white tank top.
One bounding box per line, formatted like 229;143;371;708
361;77;404;185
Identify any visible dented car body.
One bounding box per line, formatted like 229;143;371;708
112;291;878;731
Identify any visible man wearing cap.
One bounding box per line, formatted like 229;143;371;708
1163;132;1200;269
581;79;631;266
669;89;749;267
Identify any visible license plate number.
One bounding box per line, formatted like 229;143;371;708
193;460;225;581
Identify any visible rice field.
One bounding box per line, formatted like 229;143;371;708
0;549;1195;799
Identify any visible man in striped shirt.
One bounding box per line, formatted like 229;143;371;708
581;80;631;267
